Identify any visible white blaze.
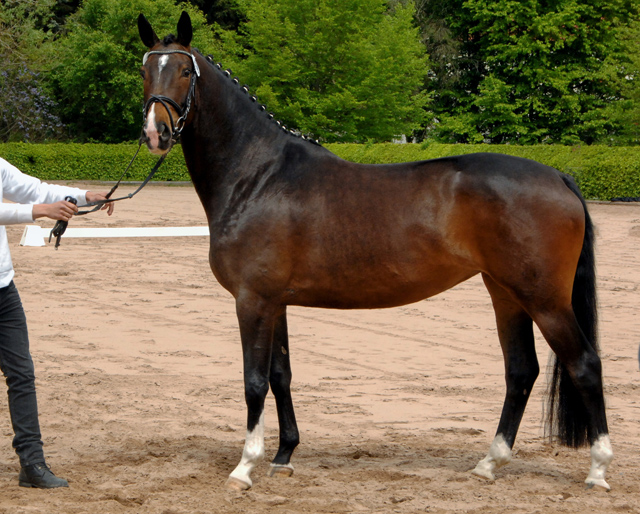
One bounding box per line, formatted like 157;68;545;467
158;55;169;77
144;105;161;152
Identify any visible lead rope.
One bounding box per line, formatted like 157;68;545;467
51;143;167;248
74;142;141;214
75;143;167;215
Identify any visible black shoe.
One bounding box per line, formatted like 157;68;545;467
19;462;69;489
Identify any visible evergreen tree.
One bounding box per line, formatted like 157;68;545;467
429;0;639;144
604;17;640;145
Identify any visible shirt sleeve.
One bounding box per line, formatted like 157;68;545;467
0;203;38;225
0;159;88;225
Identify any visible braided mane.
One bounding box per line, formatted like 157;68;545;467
194;49;321;146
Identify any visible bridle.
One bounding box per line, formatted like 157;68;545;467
51;49;200;247
82;49;199;211
141;49;200;139
83;48;199;210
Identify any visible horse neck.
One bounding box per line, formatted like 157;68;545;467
180;58;293;213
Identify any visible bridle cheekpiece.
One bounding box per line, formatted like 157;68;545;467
142;49;200;139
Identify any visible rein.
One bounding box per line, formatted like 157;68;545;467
50;143;166;247
75;144;166;215
51;49;200;247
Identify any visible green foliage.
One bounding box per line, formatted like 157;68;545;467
603;17;640;145
429;0;640;145
179;0;245;31
0;0;64;142
328;143;640;199
2;1;640;146
0;143;191;182
223;0;430;143
3;142;640;200
0;0;57;56
45;0;220;143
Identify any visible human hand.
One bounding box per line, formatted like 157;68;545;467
32;200;79;221
85;191;115;215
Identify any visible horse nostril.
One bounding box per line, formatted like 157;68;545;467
158;122;172;143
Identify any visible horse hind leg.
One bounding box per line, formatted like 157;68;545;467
533;307;613;490
472;274;539;480
267;310;300;478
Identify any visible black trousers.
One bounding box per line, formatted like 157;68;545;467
0;281;44;466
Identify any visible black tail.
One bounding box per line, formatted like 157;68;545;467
545;174;598;448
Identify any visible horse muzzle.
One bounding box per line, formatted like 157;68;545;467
141;106;175;155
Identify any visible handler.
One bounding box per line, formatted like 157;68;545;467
0;157;113;488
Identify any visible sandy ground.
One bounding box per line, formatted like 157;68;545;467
0;183;638;514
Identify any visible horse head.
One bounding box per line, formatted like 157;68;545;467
138;12;199;155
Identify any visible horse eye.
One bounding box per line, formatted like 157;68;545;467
139;68;146;79
182;68;191;78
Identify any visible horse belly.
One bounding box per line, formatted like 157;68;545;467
285;249;479;309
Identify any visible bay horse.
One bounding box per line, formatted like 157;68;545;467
137;12;613;491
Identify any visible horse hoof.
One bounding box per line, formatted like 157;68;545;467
226;477;251;491
269;463;294;477
471;465;495;481
585;478;610;491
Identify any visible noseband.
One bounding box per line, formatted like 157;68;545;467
142;49;200;139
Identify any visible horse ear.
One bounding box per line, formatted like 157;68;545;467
138;14;159;48
177;11;193;47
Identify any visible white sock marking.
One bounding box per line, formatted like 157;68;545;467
586;434;613;490
471;434;512;480
229;412;265;487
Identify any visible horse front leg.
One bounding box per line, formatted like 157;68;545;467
226;295;279;491
268;310;300;477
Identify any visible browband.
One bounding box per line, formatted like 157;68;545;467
142;49;200;77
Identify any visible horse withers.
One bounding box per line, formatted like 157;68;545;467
137;11;613;491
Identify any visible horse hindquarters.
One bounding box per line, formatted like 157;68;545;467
542;176;612;489
472;174;611;488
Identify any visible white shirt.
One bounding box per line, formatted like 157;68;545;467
0;158;88;288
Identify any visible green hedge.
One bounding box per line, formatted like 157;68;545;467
1;142;639;200
0;143;190;183
326;143;640;201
